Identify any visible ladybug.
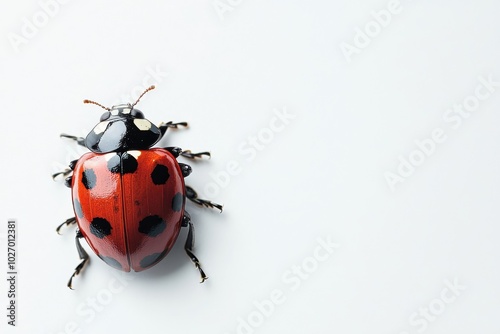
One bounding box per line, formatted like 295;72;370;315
53;85;222;289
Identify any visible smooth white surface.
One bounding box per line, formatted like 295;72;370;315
1;1;500;333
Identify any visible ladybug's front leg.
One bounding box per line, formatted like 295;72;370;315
67;229;90;290
60;133;86;147
158;121;188;139
182;212;208;283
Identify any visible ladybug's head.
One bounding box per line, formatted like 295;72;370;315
84;86;161;153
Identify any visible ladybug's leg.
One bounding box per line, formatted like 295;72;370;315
179;163;192;177
60;133;86;147
182;211;208;283
164;147;210;160
164;147;183;157
52;159;78;187
185;186;223;212
158;121;188;138
67;229;90;290
161;148;194;177
56;217;77;234
180;150;211;159
52;169;71;181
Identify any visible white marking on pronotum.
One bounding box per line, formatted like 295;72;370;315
133;118;152;131
93;121;110;134
111;110;119;116
104;152;116;161
122;108;131;114
128;150;142;158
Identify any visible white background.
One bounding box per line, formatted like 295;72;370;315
1;1;500;333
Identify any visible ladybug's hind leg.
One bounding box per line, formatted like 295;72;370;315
182;212;208;283
185;186;223;212
67;229;90;290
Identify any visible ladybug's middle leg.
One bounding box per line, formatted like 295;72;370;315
52;159;78;186
67;229;90;290
164;146;211;160
179;150;211;159
182;211;208;283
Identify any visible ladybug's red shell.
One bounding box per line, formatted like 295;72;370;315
71;148;185;272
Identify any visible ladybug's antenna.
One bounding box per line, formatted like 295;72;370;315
83;99;111;111
131;85;155;108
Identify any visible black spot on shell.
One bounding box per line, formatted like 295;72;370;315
138;215;166;237
90;217;112;238
107;154;121;174
172;192;183;212
73;198;83;218
82;169;97;189
151;164;169;185
101;256;122;270
121;152;138;174
140;252;163;269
